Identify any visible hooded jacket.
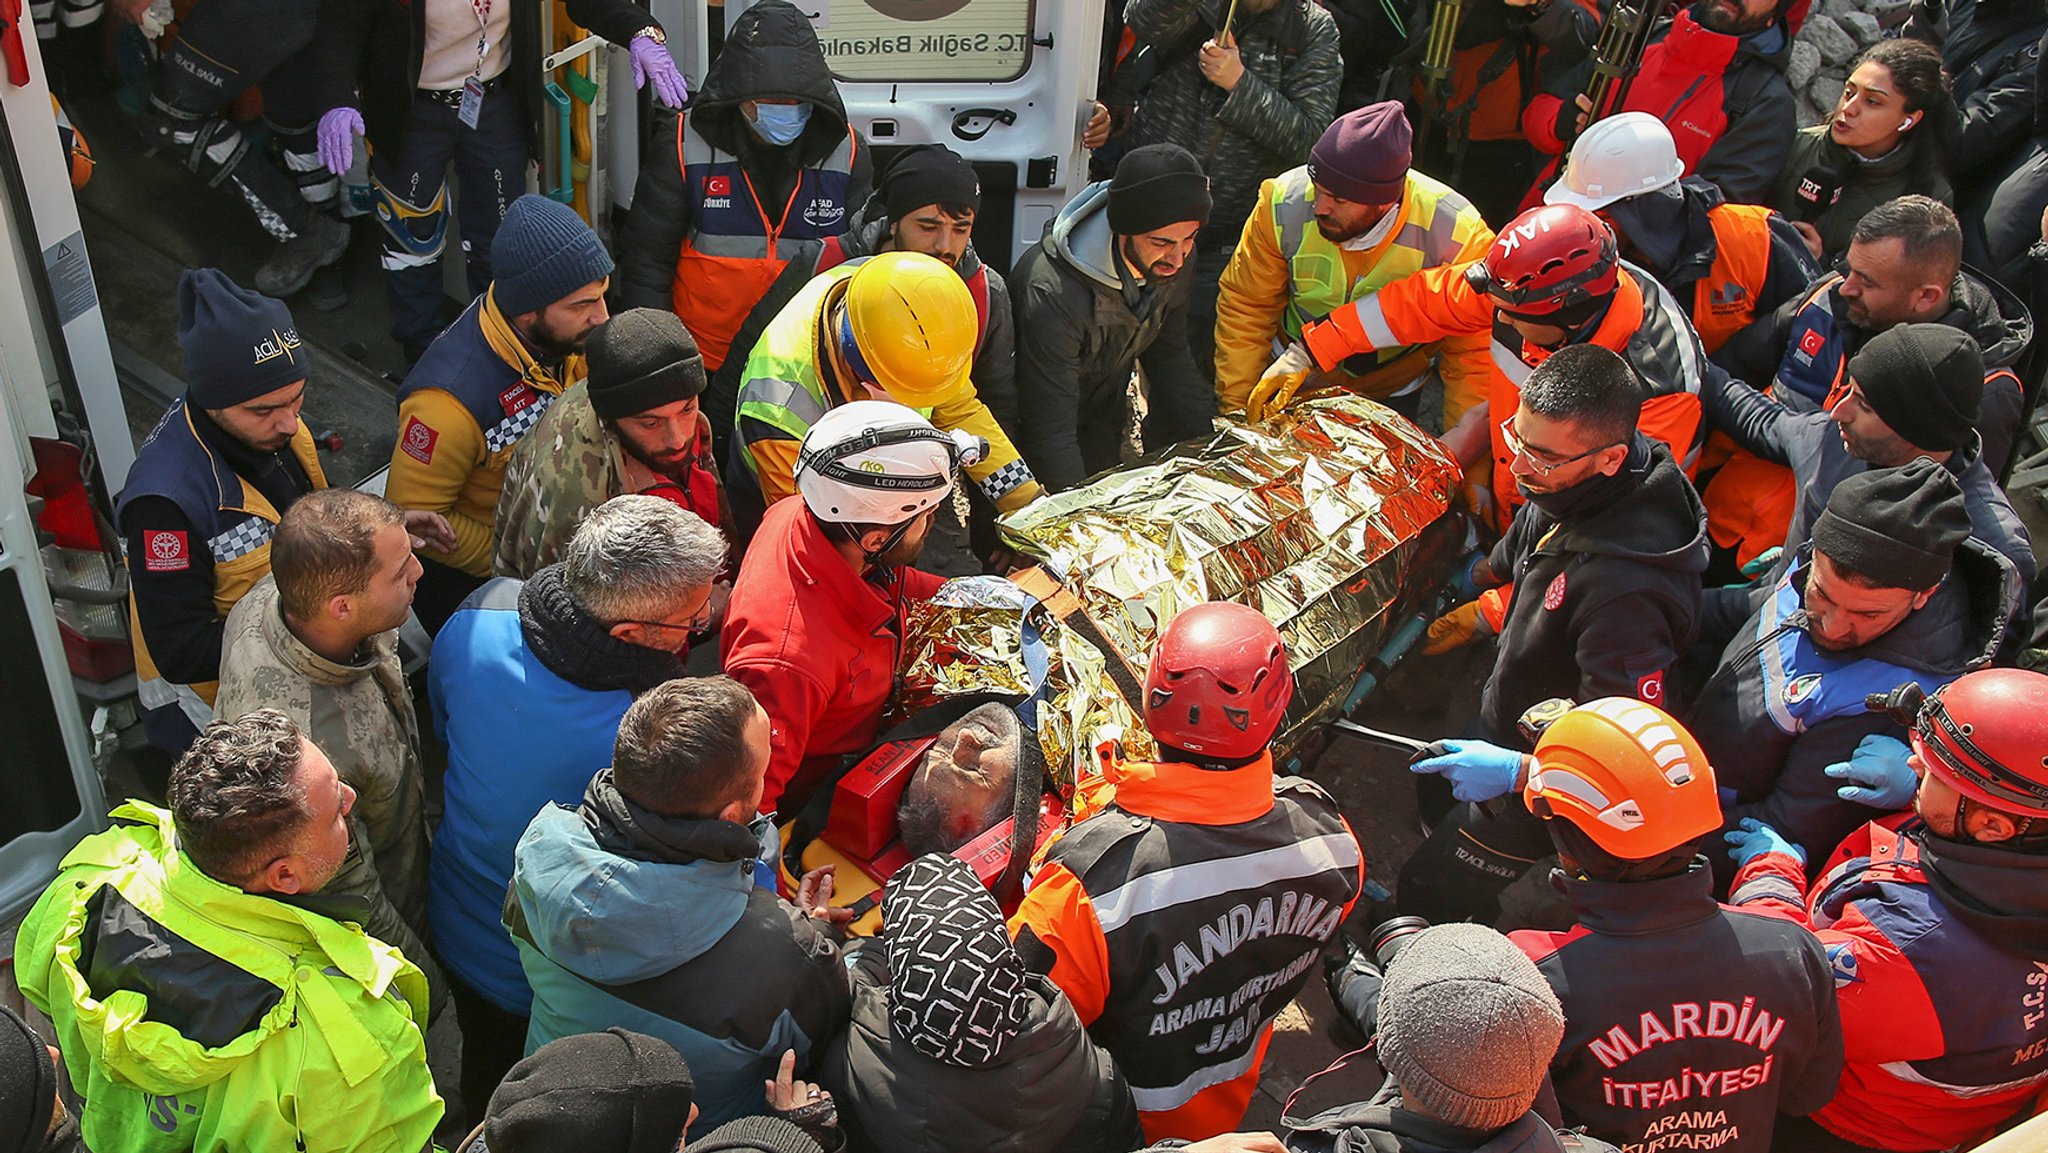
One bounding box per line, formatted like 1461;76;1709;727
1908;0;2048;188
1620;178;1820;355
1693;541;2024;885
14;803;442;1153
1511;864;1844;1153
1282;1079;1621;1153
1118;0;1343;244
819;856;1143;1153
617;2;873;367
1008;181;1214;491
509;772;850;1130
1525;4;1796;206
1764;126;1955;263
708;197;1018;460
1481;437;1710;741
428;569;686;1015
1731;816;2048;1150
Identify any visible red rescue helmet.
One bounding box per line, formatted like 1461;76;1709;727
1910;669;2048;818
1465;203;1619;319
1144;601;1293;761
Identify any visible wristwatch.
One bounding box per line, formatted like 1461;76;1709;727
635;25;665;44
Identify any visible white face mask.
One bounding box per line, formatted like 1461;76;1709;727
750;101;812;146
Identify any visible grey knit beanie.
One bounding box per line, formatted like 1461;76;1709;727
1374;924;1564;1131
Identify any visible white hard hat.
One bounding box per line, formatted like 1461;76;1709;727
1544;113;1685;212
795;400;985;526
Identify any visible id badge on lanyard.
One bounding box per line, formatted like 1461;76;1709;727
460;0;491;129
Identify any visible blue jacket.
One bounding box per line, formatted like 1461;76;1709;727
1692;541;2022;887
508;778;849;1127
426;578;632;1014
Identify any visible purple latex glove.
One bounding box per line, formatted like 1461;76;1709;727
629;34;688;109
317;108;365;178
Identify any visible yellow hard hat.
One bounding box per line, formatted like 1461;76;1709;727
839;252;977;407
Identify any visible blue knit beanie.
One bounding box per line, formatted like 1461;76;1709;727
491;195;616;317
178;267;305;409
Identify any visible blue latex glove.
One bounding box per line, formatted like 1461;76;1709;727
1826;734;1917;809
1410;739;1524;803
316;107;364;178
1724;817;1806;868
630;34;689;109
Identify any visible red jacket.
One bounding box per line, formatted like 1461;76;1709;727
1730;817;2048;1150
719;497;943;814
1521;6;1796;209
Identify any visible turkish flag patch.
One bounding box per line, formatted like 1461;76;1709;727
1798;328;1825;356
705;175;731;196
143;530;190;572
400;416;438;465
1542;572;1568;611
1637;669;1666;704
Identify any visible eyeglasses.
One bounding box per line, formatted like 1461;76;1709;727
1499;416;1618;477
616;598;714;635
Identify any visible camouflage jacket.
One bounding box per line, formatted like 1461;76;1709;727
493;381;728;579
215;575;429;932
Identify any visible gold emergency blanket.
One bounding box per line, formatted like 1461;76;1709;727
896;395;1460;787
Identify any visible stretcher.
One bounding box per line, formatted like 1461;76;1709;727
778;395;1473;933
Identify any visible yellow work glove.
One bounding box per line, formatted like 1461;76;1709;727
1422;600;1495;655
1247;340;1317;422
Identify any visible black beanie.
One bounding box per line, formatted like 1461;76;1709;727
178;268;305;410
586;309;708;422
879;144;981;223
482;1029;694;1153
0;1003;58;1153
1811;457;1970;591
1846;324;1984;453
1107;144;1212;236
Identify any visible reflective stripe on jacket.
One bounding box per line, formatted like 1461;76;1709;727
1305;261;1710;528
727;262;1039;534
15;802;441;1153
671;113;858;371
119;400;327;706
1012;757;1363;1144
1213;166;1494;418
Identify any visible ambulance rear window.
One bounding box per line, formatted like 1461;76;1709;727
810;0;1035;83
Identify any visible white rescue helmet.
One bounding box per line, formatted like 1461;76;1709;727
795;400;986;526
1545;112;1686;213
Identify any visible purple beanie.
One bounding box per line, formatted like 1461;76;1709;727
1309;101;1413;205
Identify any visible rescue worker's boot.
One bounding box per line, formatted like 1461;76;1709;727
1395;801;1550;926
255;212;351;297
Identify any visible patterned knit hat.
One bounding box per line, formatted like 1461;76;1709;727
882;854;1033;1067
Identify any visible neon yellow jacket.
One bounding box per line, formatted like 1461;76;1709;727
732;264;1041;518
15;802;442;1153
